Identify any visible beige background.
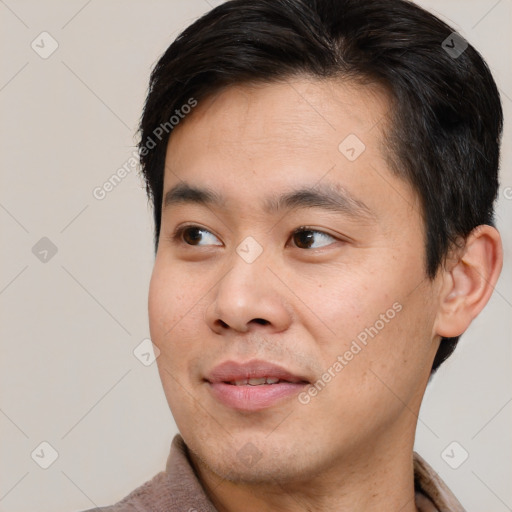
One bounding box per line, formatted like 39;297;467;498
0;1;510;510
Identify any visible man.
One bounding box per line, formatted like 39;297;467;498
83;0;503;510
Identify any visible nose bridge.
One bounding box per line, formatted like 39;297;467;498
205;238;292;333
220;237;271;308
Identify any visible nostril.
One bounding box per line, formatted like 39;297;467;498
252;318;269;325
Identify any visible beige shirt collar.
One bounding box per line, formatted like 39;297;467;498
413;450;466;511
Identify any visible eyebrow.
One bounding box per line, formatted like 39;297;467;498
162;181;375;220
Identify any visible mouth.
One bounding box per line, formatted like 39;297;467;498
224;377;296;386
205;359;310;411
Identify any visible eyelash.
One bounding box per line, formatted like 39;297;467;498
169;224;339;250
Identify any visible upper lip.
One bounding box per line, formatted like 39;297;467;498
205;359;310;384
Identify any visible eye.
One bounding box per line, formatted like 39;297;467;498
171;225;338;249
290;227;337;249
173;225;222;246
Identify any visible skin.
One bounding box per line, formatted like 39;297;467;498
148;77;502;512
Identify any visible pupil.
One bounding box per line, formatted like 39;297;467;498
184;228;202;244
296;230;313;248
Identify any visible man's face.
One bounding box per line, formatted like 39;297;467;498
148;78;442;483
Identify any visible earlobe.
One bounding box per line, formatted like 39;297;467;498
434;225;503;338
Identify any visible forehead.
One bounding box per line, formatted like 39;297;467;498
163;77;417;223
168;77;391;160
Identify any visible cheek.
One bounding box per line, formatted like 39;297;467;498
304;253;433;382
301;263;389;341
148;259;198;354
148;261;206;415
148;257;215;378
149;254;198;325
324;283;434;411
148;263;175;343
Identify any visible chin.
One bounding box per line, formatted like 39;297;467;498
187;430;317;485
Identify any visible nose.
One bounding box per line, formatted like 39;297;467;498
204;249;293;335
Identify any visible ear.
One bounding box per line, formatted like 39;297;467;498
434;225;503;338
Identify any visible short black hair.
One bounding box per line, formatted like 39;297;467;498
138;0;503;374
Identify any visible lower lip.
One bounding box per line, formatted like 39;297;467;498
207;381;308;411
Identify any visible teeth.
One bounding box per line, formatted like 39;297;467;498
248;378;267;386
230;377;282;386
